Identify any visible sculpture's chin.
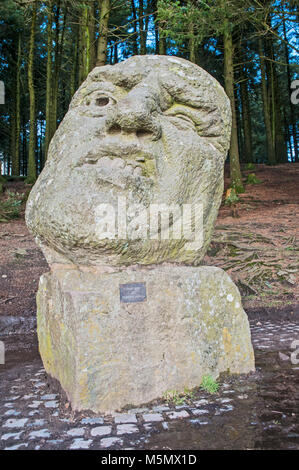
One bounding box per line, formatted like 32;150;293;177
37;233;206;269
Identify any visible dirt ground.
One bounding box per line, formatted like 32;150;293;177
0;163;298;451
0;163;298;330
207;163;299;319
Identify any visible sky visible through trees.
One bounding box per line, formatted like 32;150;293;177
0;0;298;189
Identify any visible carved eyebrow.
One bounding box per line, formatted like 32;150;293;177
160;74;218;114
165;103;223;138
162;89;219;119
87;81;116;93
165;88;217;113
165;101;218;115
91;69;143;90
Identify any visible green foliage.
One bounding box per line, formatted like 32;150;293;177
0;190;24;222
3;175;26;182
157;0;258;46
24;176;36;185
163;390;185;405
0;0;298;180
230;178;245;194
225;188;239;206
246;173;261;184
234;184;245;194
200;375;219;394
163;387;196;405
245;163;255;171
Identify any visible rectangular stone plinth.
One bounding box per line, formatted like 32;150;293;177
36;265;255;413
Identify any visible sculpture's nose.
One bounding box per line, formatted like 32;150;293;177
105;87;162;141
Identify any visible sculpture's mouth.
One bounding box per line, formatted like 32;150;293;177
83;155;153;178
75;144;158;185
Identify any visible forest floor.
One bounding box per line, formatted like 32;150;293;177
0;163;298;332
0;163;298;450
206;163;299;320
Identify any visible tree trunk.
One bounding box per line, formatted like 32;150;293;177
139;0;146;54
26;0;37;184
88;2;96;71
51;4;67;141
50;0;61;145
159;38;166;55
189;22;196;63
10;105;16;176
70;28;79;97
223;28;244;192
78;7;86;84
96;0;110;66
152;0;160;54
11;33;21;175
240;67;253;163
44;0;54;161
282;7;298;162
79;4;89;82
236;87;244;162
79;2;96;80
131;0;139;55
258;38;276;165
114;43;118;64
266;35;287;163
156;0;166;55
15;32;21;175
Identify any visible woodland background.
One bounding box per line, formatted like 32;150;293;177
0;0;298;190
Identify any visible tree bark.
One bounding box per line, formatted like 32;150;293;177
10;104;16;176
266;35;287;163
139;0;146;54
53;3;67;136
79;2;96;81
70;27;79;97
96;0;110;66
223;28;244;192
26;0;37;183
152;0;160;54
130;0;139;55
258;38;276;165
240;67;253;163
11;33;21;175
282;7;298;162
189;21;196;63
44;0;54;161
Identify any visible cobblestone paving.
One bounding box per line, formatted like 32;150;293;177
0;320;298;450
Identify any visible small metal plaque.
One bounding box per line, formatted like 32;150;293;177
120;282;147;303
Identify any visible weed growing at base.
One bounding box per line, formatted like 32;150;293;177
200;375;219;394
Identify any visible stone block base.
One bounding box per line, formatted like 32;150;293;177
36;265;255;413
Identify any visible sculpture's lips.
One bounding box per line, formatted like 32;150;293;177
75;143;157;180
83;155;144;177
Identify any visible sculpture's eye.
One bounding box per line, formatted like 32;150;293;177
84;94;115;108
96;96;110;107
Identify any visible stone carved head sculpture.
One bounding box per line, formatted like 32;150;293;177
26;56;231;267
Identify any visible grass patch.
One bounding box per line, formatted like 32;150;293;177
246;173;261;184
0;190;26;222
163;387;196;405
245;163;255;171
200;375;219;394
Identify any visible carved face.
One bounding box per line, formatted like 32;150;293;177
26;56;231;267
